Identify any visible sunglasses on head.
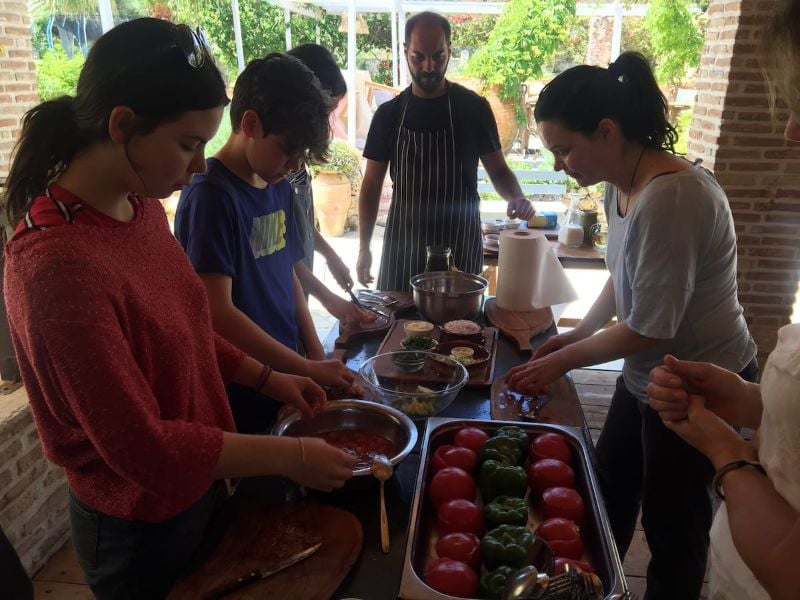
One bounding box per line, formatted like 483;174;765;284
173;24;212;68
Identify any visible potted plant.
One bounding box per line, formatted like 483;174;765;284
462;0;576;151
311;140;362;237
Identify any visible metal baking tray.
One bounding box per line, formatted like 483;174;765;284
398;417;628;599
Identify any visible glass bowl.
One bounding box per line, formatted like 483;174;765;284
358;351;469;419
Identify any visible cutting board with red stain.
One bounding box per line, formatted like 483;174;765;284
491;374;585;428
169;501;362;600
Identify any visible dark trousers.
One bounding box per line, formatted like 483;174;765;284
0;525;33;600
595;361;757;600
69;483;227;599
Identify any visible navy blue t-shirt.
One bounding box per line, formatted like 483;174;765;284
175;158;304;433
176;158;304;349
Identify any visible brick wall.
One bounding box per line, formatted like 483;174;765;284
0;390;69;575
0;0;38;178
688;0;800;364
0;0;63;578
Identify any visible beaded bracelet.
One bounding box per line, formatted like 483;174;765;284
255;364;273;394
712;459;766;500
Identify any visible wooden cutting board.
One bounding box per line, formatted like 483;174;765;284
169;501;362;600
491;374;585;428
484;298;553;353
332;291;414;362
375;319;499;387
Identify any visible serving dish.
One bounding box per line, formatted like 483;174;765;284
398;417;627;599
376;320;499;388
272;399;417;476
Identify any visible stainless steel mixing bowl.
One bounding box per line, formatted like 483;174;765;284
409;271;488;324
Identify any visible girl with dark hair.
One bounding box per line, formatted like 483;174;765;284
507;51;756;599
3;18;355;599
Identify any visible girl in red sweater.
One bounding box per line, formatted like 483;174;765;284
2;18;356;598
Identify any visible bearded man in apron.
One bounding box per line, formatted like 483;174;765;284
356;11;535;292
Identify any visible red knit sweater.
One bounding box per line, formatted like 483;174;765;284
4;192;244;522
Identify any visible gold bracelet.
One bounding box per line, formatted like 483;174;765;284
297;438;306;466
712;459;766;500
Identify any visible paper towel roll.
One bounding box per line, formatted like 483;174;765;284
496;229;578;311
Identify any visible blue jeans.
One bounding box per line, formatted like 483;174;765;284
69;483;227;599
595;359;758;600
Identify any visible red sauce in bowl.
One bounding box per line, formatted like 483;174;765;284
317;430;397;470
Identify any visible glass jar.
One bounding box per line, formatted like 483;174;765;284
425;246;454;272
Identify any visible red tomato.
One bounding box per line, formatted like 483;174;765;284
425;557;479;598
528;459;575;496
437;499;485;536
432;445;477;474
429;467;476;509
435;532;482;571
453;427;489;454
553;557;594;575
541;487;585;523
536;518;583;559
530;433;572;464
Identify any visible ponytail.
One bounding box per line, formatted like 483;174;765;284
535;51;678;152
4;97;85;226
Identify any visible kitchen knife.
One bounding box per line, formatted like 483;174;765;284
346;287;390;319
203;541;322;599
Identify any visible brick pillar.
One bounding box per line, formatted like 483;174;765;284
689;0;800;364
0;0;39;179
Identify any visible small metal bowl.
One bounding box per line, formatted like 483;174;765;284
410;271;488;324
272;399;418;477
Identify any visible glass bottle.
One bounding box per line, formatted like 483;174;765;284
425;246;454;272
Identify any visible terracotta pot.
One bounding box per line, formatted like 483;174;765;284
452;78;520;153
312;171;351;237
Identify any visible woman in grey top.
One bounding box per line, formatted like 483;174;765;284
507;52;757;600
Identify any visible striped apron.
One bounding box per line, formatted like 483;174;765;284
377;91;483;292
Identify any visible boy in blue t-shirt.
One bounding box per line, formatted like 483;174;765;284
175;54;358;433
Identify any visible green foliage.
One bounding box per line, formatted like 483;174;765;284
465;0;576;117
204;105;231;158
622;17;654;61
36;45;84;100
450;13;497;52
674;108;693;155
644;0;703;86
312;140;362;186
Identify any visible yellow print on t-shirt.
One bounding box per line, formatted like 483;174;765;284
249;209;287;258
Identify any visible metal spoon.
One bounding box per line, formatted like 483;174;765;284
502;566;550;600
371;454;392;553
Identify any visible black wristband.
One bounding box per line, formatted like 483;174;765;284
712;459;766;500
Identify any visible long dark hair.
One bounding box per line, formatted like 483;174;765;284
4;18;229;226
534;52;678;152
229;53;334;164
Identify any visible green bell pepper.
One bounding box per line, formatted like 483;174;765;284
481;524;534;569
493;425;530;454
484;495;529;528
480;460;528;502
478;435;521;466
479;565;517;600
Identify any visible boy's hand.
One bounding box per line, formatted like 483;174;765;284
306;358;356;391
266;371;326;418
